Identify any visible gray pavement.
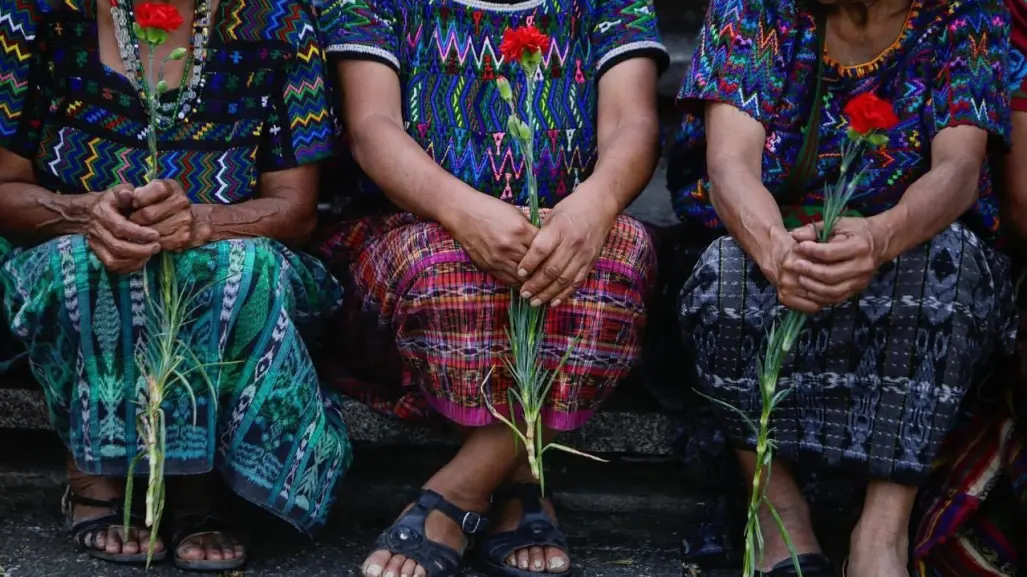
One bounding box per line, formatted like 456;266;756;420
0;432;724;577
0;507;684;577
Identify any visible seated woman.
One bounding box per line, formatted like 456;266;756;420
669;0;1016;575
316;1;667;576
0;0;351;570
912;2;1027;575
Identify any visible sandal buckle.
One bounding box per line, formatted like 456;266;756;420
460;511;486;535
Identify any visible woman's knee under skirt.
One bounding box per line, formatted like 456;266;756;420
0;235;352;534
678;222;1017;484
315;210;656;431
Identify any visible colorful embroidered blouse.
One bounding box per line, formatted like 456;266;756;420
0;0;333;204
318;0;669;208
668;0;1011;243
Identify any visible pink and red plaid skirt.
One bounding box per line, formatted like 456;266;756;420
314;209;655;431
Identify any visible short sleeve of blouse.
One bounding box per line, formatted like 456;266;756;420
0;0;44;158
318;0;400;72
677;0;788;126
256;1;334;172
591;0;670;79
927;0;1011;145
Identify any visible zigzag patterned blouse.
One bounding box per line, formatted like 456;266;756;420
318;0;670;208
0;0;333;204
668;0;1012;243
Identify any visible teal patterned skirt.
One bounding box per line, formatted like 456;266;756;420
0;235;352;534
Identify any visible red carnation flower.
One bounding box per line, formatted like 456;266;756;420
500;25;551;63
844;93;899;135
136;2;185;33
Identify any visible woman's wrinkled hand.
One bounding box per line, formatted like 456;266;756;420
760;228;827;315
516;191;617;308
788;217;884;306
86;184;162;274
129;179;211;251
445;193;538;286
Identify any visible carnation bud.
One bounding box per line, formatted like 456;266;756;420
507;116;522;141
496;76;513;103
516;118;532;142
169;47;187;61
156;80;168;94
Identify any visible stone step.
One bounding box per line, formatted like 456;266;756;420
0;430;694;517
0;385;676;456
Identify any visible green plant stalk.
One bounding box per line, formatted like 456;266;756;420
739;137;870;577
482;51;607;493
121;39;217;568
512;70;545;481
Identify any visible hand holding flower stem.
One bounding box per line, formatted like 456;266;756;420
717;93;899;577
480;25;605;494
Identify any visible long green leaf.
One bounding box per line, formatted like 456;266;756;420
479;370;529;446
540;442;608;463
764;499;804;577
123;451;145;535
694;389;759;435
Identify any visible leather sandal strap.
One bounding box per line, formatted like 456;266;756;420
415;489;489;536
63;486;124;517
371;489;489;577
71;512;149;550
478;482;570;566
171;514;233;548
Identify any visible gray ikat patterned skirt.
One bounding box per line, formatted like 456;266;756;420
678;222;1017;485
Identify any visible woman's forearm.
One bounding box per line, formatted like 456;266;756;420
0;182;96;240
193;197;315;247
574;118;659;216
348;113;483;228
867;157;980;262
708;160;792;274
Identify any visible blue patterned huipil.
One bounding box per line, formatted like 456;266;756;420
312;0;670;431
669;0;1010;244
672;0;1017;496
0;0;351;533
319;0;669;207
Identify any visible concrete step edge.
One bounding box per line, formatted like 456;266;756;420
0;388;676;455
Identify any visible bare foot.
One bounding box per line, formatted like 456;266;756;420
67;457;165;559
175;531;245;564
491;488;569;574
170;475;245;566
361;484;489;577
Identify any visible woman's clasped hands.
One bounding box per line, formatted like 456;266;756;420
764;217;886;315
445;190;617;307
86;179;210;274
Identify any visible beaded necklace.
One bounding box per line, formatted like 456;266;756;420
110;0;212;127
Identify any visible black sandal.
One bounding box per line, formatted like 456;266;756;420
63;486;167;564
368;488;490;577
477;483;573;576
170;514;247;572
766;553;834;577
